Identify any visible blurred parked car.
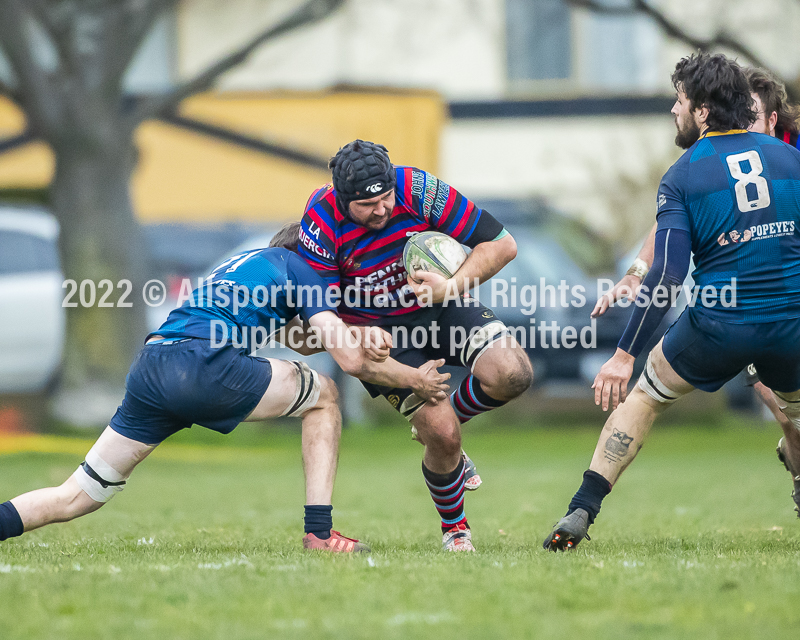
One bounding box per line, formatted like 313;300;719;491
0;206;65;393
193;223;628;386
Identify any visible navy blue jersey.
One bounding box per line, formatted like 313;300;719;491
657;130;800;322
153;248;336;349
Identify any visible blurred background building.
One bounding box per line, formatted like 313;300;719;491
1;0;798;426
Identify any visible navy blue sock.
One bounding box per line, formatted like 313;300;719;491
567;470;612;524
304;505;333;540
0;501;23;541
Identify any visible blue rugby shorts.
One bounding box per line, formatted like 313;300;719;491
662;309;800;393
109;339;272;445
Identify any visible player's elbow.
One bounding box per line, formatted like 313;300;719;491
496;232;517;266
337;351;365;378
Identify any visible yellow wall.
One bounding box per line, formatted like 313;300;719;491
0;91;445;223
0;98;55;186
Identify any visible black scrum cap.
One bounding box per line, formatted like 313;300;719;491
329;140;396;214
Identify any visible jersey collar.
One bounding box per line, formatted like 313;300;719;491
700;129;748;139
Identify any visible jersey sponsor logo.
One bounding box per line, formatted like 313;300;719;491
422;173;438;221
358;260;407;289
365;182;383;193
718;221;795;246
411;169;425;199
658;193;667;209
388;394;400;407
300;228;334;261
432;180;449;223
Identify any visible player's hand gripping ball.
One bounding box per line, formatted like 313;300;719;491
403;231;467;283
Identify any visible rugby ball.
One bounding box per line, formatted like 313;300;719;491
403;231;467;281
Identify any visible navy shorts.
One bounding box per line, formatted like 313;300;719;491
109;339;272;445
662;309;800;393
361;301;506;415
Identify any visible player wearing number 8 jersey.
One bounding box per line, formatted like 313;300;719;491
544;53;800;551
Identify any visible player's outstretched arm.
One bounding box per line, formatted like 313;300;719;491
274;316;327;355
592;222;657;317
307;311;449;402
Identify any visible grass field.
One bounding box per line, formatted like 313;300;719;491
1;418;799;639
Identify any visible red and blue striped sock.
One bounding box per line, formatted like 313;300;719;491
450;374;507;424
422;457;468;532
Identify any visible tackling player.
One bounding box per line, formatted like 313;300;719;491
298;140;533;551
592;66;800;519
0;241;449;552
544;53;800;550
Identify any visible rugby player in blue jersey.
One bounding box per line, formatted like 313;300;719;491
0;236;450;552
299;141;533;551
592;66;800;522
544;53;800;550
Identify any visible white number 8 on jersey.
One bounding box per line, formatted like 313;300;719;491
726;150;771;213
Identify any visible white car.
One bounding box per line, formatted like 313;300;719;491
0;206;65;393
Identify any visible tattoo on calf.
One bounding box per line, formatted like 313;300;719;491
604;428;634;463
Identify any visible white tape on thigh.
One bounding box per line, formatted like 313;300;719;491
282;361;321;417
462;320;511;371
637;355;681;404
400;393;426;422
73;448;128;503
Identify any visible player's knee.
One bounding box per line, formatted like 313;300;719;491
429;429;461;457
482;351;533;400
415;413;461;456
315;374;339;409
637;353;687;405
72;447;130;505
773;390;800;429
281;361;324;417
511;355;534;395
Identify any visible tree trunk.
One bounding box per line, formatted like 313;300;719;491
50;135;149;388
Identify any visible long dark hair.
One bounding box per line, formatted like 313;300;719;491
746;67;800;136
672;53;756;131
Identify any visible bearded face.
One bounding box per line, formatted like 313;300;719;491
671;88;702;149
675;115;701;149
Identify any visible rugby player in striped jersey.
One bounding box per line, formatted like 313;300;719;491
295;141;533;551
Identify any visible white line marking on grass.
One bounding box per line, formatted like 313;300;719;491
387;612;456;626
0;563;37;573
198;555;254;570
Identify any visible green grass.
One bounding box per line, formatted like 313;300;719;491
1;420;799;639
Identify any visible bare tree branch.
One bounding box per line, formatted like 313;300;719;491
130;0;345;124
101;0;179;90
0;73;17;103
567;0;772;70
0;0;62;132
26;0;75;75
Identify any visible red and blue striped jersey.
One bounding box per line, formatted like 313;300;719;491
299;166;503;325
